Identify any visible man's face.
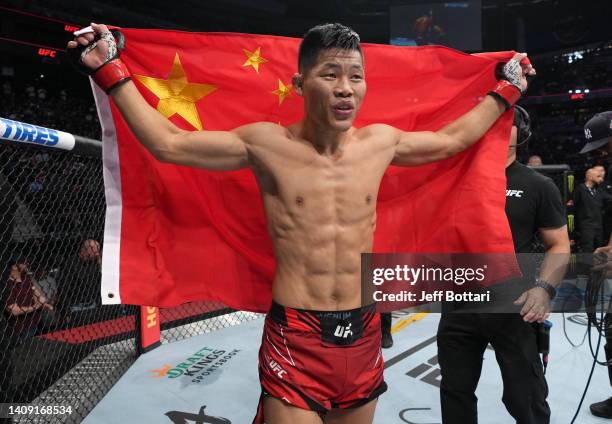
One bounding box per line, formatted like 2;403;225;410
593;165;605;184
297;49;366;132
528;155;542;166
11;262;28;276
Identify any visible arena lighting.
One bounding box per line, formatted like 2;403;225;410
64;25;80;33
37;48;57;58
564;50;585;64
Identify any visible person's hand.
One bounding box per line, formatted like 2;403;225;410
514;287;550;323
593;245;612;277
501;53;536;93
42;303;54;311
66;23;114;71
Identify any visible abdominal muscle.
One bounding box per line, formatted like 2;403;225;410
268;202;376;311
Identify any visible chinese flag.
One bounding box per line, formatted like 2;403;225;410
94;29;517;311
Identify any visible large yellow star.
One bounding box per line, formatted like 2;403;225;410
242;47;268;73
135;53;217;130
272;79;292;105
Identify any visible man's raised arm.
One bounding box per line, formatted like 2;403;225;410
392;53;535;166
67;23;250;171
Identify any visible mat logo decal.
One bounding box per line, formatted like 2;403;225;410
165;405;231;424
151;364;173;377
149;346;240;383
405;355;441;388
399;407;440;424
384;335;440;387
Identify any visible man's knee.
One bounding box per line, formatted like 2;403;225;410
500;360;549;422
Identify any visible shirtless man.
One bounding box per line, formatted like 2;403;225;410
68;22;534;424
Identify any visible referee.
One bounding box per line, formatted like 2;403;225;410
437;106;570;424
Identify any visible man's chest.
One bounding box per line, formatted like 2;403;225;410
505;179;538;227
254;141;391;202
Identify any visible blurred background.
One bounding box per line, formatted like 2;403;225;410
1;0;611;170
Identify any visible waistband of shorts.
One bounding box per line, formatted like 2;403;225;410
268;300;378;333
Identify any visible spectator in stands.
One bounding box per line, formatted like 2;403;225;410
574;166;609;252
60;239;102;313
79;239;102;266
528;155;543;166
3;258;53;339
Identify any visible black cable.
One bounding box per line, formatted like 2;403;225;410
586;270;609;365
563;312;588;347
570;270;608;423
587;309;608;366
571;309;604;424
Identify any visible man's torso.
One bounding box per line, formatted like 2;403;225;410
242;123;398;310
505;161;544;253
576;183;604;229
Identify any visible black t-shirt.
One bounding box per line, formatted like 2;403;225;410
505;161;566;253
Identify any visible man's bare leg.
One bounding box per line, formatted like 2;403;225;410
263;396;323;424
324;399;377;424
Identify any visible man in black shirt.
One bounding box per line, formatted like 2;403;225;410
437;106;570;424
578;111;612;419
574;165;608;252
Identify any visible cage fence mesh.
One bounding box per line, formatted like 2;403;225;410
1;133;260;423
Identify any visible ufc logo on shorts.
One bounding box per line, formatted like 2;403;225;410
334;323;353;338
269;359;287;379
506;189;524;198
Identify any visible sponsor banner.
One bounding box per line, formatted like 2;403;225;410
139;306;161;352
0;117;75;150
151;346;240;383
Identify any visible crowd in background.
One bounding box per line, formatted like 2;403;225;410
0;74;106;343
0;78;101;140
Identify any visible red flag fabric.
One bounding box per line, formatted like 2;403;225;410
94;29;517;312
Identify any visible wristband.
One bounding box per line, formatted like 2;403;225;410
93;58;131;94
534;279;556;300
488;80;522;110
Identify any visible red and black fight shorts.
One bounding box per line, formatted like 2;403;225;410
253;301;387;423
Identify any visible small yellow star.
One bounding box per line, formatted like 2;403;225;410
272;79;293;105
242;47;268;73
135;53;217;130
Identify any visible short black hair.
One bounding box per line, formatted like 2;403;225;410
298;23;362;74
